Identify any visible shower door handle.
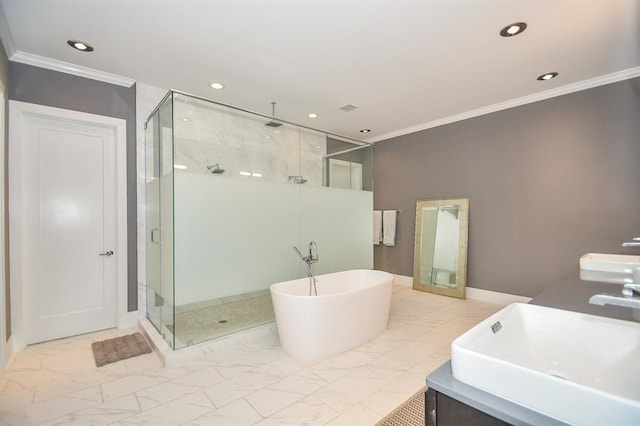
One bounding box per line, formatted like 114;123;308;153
151;228;161;244
99;250;114;256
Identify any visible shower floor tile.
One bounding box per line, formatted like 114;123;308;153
168;293;276;347
0;285;506;425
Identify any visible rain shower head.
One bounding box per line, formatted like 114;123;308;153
265;101;283;128
207;163;225;174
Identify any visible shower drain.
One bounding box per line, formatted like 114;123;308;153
218;319;228;324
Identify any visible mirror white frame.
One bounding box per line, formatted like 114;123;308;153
413;198;469;298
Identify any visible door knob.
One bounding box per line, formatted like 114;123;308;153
99;250;114;256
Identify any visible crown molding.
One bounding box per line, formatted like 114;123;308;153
367;66;640;143
0;5;16;57
10;50;135;88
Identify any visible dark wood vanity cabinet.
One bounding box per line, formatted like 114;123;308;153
426;388;512;426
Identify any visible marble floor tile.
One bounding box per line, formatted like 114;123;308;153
33;369;122;402
123;352;165;374
124;390;214;424
361;374;425;417
256;395;338;425
0;284;504;425
244;388;306;417
40;393;141;425
170;366;225;387
314;375;389;413
0;409;31;425
135;381;201;411
187;398;262;425
266;369;328;395
325;402;383;426
361;389;414;418
203;381;255;409
0;387;34;412
101;374;166;402
22;391;103;424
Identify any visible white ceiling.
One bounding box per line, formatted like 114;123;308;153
1;0;639;142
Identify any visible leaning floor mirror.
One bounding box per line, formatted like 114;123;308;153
413;198;469;298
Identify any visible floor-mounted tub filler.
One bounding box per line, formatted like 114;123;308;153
270;269;394;360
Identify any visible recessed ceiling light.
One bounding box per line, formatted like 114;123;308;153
339;104;359;112
210;82;224;90
360;129;371;133
67;39;94;52
182;117;191;122
537;72;558;81
307;113;318;118
500;22;527;37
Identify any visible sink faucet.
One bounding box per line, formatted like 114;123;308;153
589;283;640;310
622;237;640;248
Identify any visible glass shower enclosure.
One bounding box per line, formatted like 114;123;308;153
145;91;374;350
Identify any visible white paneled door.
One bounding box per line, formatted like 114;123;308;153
20;111;118;344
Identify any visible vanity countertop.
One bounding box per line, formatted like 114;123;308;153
528;273;639;321
426;270;638;425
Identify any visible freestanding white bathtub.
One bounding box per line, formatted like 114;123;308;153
270;269;394;360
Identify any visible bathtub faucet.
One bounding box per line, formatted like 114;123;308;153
293;241;319;296
293;242;318;265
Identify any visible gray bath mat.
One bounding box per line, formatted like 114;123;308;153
91;332;152;367
376;387;425;426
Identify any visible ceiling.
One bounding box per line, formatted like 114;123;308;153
1;0;639;142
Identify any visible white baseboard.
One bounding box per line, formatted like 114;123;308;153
118;310;139;329
465;287;531;305
1;336;14;370
392;274;531;304
393;274;413;287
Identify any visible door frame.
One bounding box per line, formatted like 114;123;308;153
0;81;7;368
8;100;129;352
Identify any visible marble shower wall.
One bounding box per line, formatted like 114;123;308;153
172;94;327;185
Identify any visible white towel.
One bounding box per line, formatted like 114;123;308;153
373;210;382;245
383;210;397;246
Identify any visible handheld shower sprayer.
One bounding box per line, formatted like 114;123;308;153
293;246;305;260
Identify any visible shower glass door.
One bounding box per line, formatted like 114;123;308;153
145;94;176;348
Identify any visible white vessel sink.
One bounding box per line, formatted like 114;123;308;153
579;253;640;274
451;303;640;424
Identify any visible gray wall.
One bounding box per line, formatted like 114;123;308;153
374;77;640;297
0;42;9;338
9;62;138;311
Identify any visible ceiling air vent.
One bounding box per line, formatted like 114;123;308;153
339;104;359;112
